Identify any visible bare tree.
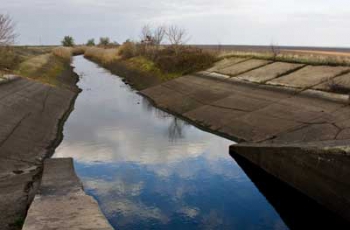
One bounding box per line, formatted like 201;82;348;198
140;25;152;43
0;14;17;46
166;25;189;46
153;25;166;45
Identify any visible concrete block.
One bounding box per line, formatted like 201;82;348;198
23;158;112;230
268;66;350;88
237;62;305;83
218;59;272;77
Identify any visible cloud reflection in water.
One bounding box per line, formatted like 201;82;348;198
55;56;287;230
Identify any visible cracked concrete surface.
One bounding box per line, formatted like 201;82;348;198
0;73;79;230
141;73;350;144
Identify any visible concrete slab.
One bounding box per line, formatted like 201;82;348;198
218;59;272;77
206;57;249;72
337;128;350;140
237;62;305;83
268;66;350;89
184;105;247;131
314;72;350;92
219;112;303;142
255;102;324;123
211;93;272;112
269;123;340;144
23;158;113;230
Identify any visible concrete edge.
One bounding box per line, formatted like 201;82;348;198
0;74;21;85
22;158;113;230
229;142;350;222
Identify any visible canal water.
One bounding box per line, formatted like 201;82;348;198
54;56;288;229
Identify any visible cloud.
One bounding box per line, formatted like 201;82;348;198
1;0;350;46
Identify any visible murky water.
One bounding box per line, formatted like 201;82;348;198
54;56;288;229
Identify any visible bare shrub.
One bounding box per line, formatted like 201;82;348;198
153;26;166;46
327;79;350;94
270;43;280;60
166;25;189;46
0;14;18;69
118;41;137;59
0;14;17;46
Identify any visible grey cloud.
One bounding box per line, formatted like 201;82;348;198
1;0;349;46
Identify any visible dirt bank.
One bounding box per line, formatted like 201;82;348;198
0;65;80;230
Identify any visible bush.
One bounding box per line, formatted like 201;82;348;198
61;36;75;47
154;46;215;74
0;46;20;69
99;37;110;47
118;41;137;59
86;39;95;46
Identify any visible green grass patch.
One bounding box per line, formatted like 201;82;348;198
126;56;182;80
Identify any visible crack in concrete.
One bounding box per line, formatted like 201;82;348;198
261;64;308;84
0;112;32;149
226;61;274;78
209;104;252;113
213;57;253;72
41;88;51;113
0;155;38;165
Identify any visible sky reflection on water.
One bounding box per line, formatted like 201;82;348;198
54;56;287;230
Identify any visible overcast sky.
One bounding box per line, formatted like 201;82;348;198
1;0;350;47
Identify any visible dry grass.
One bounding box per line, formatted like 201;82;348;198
71;46;88;55
52;47;72;63
218;50;350;67
84;47;120;64
17;53;69;86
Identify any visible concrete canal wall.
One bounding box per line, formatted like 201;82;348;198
0;70;80;229
140;58;350;222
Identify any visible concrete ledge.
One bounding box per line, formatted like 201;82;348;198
0;74;20;85
23;158;113;230
230;143;350;223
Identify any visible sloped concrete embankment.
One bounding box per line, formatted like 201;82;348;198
0;68;80;230
139;65;350;222
22;158;112;230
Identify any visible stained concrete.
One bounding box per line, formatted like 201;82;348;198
217;59;272;77
314;72;350;92
0;71;79;229
22;158;112;230
268;65;350;89
236;62;305;83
